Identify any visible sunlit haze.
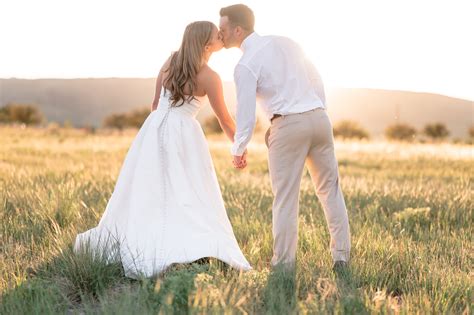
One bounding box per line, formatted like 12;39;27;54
1;0;473;100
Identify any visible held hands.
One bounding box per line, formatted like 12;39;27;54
232;149;248;169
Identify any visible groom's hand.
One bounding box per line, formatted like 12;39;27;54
233;150;247;169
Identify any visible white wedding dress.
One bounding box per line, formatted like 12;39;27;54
74;89;252;278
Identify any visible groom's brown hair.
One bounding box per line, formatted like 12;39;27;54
219;4;255;32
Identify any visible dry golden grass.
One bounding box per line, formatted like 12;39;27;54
1;126;472;314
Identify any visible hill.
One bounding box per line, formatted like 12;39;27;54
1;78;472;138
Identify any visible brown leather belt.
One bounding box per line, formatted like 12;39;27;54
271;108;322;123
270;114;282;123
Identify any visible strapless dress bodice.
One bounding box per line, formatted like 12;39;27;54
156;89;205;118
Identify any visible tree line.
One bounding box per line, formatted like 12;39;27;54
332;120;459;142
1;103;473;142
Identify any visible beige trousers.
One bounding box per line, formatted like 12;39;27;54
265;108;351;266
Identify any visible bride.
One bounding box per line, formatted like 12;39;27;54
74;21;252;278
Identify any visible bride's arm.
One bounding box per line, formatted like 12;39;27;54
151;56;173;111
151;71;163;112
202;69;236;142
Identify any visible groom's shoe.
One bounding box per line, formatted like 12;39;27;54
332;260;350;279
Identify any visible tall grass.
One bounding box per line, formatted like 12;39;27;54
0;126;472;314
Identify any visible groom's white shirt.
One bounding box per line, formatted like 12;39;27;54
231;32;326;156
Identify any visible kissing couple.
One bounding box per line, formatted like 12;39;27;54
75;4;351;278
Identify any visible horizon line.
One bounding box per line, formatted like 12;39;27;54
1;77;473;102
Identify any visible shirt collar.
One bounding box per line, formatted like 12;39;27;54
240;32;260;52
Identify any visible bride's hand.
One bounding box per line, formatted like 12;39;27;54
233;150;248;169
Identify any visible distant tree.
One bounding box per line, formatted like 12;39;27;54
202;115;264;135
126;108;150;128
333;120;369;140
103;113;128;131
469;126;474;138
82;124;97;135
385;123;417;141
202;116;223;135
0;110;8;123
423;122;449;140
0;103;44;125
103;107;150;130
62;120;74;129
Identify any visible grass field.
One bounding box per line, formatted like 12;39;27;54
0;126;472;314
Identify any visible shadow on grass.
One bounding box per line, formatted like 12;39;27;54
0;241;128;314
262;264;297;313
0;241;235;314
261;261;372;314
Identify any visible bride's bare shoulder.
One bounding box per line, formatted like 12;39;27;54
197;65;222;89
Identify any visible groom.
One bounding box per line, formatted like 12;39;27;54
219;4;351;271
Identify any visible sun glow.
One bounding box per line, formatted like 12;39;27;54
1;0;473;100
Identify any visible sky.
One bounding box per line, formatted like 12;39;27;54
1;0;473;100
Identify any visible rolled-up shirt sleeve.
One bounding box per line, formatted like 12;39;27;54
231;64;258;156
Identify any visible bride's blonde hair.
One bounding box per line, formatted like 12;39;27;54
163;21;214;107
